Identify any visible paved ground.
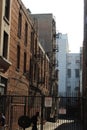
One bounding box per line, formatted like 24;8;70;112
26;119;83;130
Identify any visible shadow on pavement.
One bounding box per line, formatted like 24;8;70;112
54;122;83;130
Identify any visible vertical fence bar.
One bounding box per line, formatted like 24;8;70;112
41;96;44;130
9;96;13;130
1;95;85;130
23;96;27;130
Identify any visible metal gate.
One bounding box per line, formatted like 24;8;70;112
56;96;83;130
0;95;42;130
0;95;85;130
43;96;84;130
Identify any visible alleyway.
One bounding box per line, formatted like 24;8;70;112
26;119;83;130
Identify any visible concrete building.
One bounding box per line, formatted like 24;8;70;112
80;47;83;95
56;33;80;97
66;53;80;96
56;33;69;96
83;0;87;97
82;0;87;127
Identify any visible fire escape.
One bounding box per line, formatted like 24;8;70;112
47;18;59;122
29;30;49;96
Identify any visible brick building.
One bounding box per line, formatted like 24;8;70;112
0;0;50;96
0;0;50;129
0;0;12;95
8;0;32;95
31;14;58;96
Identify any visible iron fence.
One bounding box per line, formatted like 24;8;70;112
0;95;85;130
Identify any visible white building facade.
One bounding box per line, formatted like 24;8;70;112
66;53;80;96
56;33;80;97
56;33;69;96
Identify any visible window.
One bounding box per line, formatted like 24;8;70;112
34;63;37;81
35;38;37;55
18;12;22;38
17;45;20;69
67;56;72;64
23;52;26;73
75;69;79;78
24;22;28;45
67;86;71;96
30;31;34;53
0;86;4;95
3;31;8;59
67;86;71;92
75;87;79;96
76;60;80;64
67;69;71;78
75;87;79;91
67;62;71;65
29;59;33;80
5;0;10;20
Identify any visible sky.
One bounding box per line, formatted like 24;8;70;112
22;0;84;53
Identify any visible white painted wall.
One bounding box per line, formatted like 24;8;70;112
56;33;80;97
66;53;80;96
56;33;69;96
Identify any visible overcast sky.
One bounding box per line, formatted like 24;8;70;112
22;0;84;53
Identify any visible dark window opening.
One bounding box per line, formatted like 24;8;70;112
34;63;37;81
24;22;28;45
3;31;8;59
17;45;20;69
35;38;37;55
5;0;10;20
18;12;22;38
75;69;79;78
67;69;71;78
29;59;33;81
23;52;26;73
31;31;34;53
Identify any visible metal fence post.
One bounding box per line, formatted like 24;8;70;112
41;96;44;130
9;96;13;130
23;96;27;130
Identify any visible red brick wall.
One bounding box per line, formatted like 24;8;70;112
7;0;32;95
